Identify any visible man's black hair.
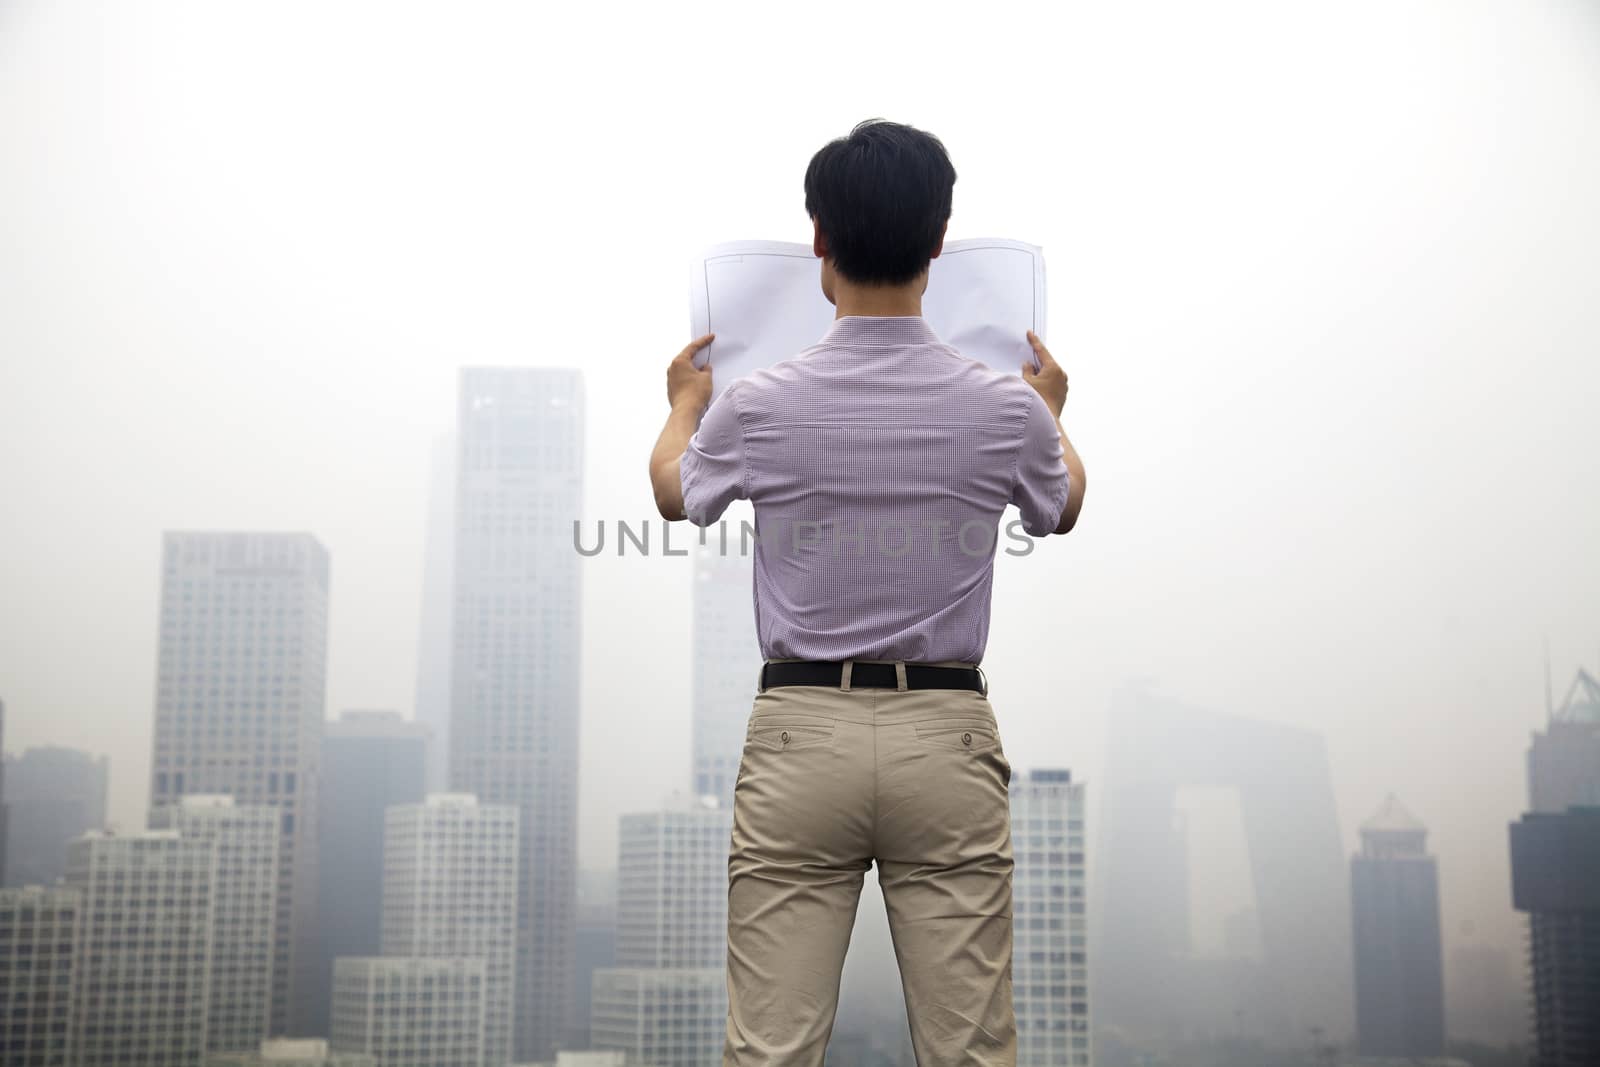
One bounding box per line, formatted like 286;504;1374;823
803;118;957;286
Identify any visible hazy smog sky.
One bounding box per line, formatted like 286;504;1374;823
2;0;1597;974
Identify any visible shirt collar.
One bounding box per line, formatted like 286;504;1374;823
818;314;943;347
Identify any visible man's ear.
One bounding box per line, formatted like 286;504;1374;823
812;217;828;259
931;218;948;259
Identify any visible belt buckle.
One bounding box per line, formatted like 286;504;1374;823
976;665;989;697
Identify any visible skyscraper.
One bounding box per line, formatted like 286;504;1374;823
330;957;487;1067
66;830;215;1066
2;745;108;887
1010;768;1090;1067
310;710;429;1034
0;885;78;1067
1095;686;1351;1044
1510;806;1600;1067
448;368;584;1061
691;537;759;808
591;798;732;1067
150;795;280;1056
1350;794;1445;1058
148;531;330;1034
382;794;519;1066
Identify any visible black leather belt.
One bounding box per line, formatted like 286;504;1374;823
761;660;986;694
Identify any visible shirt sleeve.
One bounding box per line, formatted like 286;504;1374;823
1010;387;1072;537
678;384;749;527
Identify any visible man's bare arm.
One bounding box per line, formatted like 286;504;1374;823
1023;330;1087;535
648;333;715;521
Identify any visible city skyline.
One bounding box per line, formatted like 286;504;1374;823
4;2;1600;1063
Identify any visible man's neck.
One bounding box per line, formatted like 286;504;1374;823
832;279;925;319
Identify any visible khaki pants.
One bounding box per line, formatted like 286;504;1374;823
723;665;1016;1066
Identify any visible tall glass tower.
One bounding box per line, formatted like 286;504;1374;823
448;368;583;1062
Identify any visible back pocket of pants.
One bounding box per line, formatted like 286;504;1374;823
913;718;999;753
748;717;835;751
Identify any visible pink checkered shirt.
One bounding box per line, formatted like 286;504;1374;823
679;314;1070;664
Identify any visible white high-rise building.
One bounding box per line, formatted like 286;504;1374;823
690;536;759;809
149;531;330;1033
611;802;733;970
592;798;732;1067
0;885;79;1067
381;794;519;1066
152;794;279;1055
1010;769;1090;1067
448;368;583;1062
66;830;215;1066
330;957;486;1067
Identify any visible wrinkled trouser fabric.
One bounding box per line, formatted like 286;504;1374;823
723;675;1016;1066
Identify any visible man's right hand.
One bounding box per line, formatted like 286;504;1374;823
667;333;716;414
1021;329;1067;419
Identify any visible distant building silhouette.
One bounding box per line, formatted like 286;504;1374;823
0;885;78;1067
1095;685;1351;1045
148;531;330;1034
1511;809;1600;1065
151;796;280;1056
67;830;215;1066
1447;941;1527;1047
2;745;108;887
1528;669;1600;814
569;868;618;1050
412;433;455;795
1350;794;1444;1057
309;710;428;1034
448;369;584;1062
1010;768;1090;1067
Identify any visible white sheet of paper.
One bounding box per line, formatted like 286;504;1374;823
688;238;1047;399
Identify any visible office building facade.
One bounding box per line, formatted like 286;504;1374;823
590;969;727;1067
448;368;584;1061
1510;806;1600;1067
310;710;428;1033
151;795;280;1055
0;885;79;1067
65;830;214;1066
382;794;518;1066
1010;769;1090;1067
330;957;486;1067
592;801;732;1067
1350;794;1445;1058
148;532;330;1033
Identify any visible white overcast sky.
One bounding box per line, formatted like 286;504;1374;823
2;0;1598;964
